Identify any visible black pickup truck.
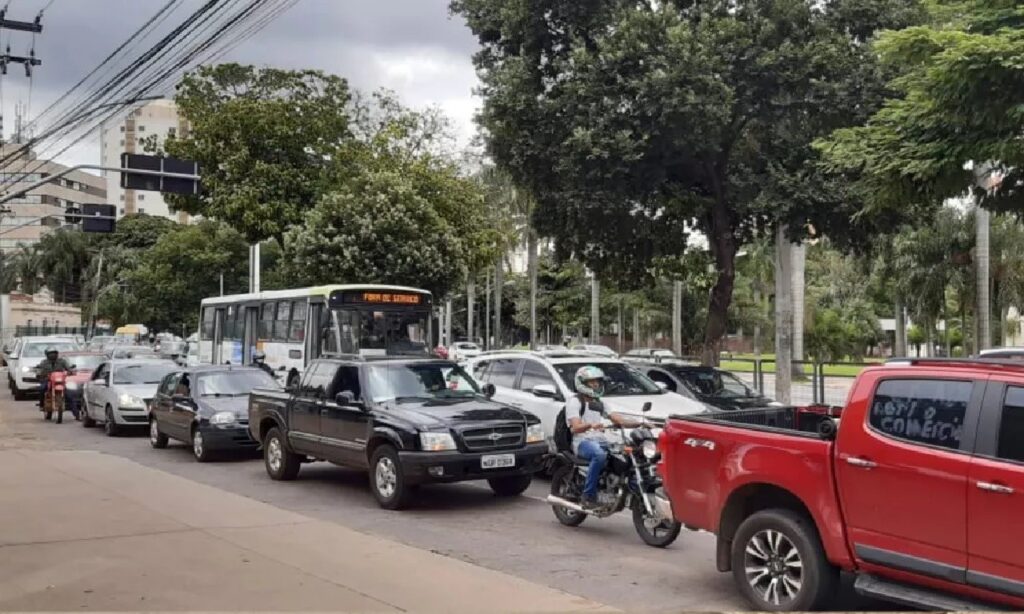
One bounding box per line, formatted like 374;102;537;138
248;356;549;509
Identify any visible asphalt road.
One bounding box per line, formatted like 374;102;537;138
0;383;894;612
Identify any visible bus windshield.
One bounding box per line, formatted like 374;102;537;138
333;308;429;356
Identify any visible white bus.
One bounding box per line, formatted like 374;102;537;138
198;285;433;388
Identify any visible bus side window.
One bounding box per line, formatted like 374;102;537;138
320;310;340;355
274;301;292;341
289;301;306;342
259;302;275;340
200;308;215;341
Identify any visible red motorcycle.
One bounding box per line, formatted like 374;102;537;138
41;371;68;424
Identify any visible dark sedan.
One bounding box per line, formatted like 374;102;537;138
148;365;280;461
640;364;779;411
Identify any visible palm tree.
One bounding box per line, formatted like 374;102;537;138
36;230;92;303
8;244;44;295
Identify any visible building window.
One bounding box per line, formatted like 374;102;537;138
119;139;124;146
119;126;125;132
138;208;145;214
119;194;124;201
119;208;125;215
138;125;145;132
138;194;144;201
168;127;176;137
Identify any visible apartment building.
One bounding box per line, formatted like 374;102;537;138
99;99;191;223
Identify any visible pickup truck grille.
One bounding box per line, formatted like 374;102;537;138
461;425;524;451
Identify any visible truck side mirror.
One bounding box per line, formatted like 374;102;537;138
641;401;652;413
482;383;496;399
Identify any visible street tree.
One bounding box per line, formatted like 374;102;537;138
453;0;923;364
164;63;353;243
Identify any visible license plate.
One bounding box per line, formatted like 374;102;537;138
481;454;515;470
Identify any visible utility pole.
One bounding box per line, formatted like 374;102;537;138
590;275;600;344
248;243;261;293
672;280;683;356
88;251;104;339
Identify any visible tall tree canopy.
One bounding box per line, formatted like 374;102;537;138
453;0;922;363
818;0;1024;213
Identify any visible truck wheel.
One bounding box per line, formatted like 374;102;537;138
263;427;300;480
487;474;532;497
632;498;681;548
550;465;586;527
731;509;837;612
369;445;413;510
149;418;168;448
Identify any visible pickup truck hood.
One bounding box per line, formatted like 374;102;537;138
602;392;709;420
382;398;533;429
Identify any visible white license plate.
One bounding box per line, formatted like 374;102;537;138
481;454;516;470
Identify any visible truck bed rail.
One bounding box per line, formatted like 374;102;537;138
670;405;841;438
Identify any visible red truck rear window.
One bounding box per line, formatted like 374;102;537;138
869;379;971;451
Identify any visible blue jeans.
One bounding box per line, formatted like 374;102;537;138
38;381;47;407
577;439;609;500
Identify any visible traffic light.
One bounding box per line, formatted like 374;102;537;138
119;153;200;195
81;203;116;233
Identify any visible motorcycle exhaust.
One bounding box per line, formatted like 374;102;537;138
546;495;593;515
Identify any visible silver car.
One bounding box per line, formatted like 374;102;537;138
82;359;179;436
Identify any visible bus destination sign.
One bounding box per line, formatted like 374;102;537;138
331;289;430;308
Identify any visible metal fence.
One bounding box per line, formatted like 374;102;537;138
11;326;90;339
679;356;879;407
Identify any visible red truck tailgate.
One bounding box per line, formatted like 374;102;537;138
660;413;853;568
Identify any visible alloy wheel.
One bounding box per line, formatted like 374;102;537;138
375;456;397;499
266;436;283;473
744;529;803;607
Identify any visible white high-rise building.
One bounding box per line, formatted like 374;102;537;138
99;99;191;223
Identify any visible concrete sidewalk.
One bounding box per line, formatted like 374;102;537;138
0;449;613;612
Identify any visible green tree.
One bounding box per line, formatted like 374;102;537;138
818;1;1024;215
453;0;922;364
36;230;92;303
164;64;353;243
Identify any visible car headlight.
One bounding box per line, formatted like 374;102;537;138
419;431;457;452
21;366;32;373
526;423;544;443
210;411;236;425
642;440;658;460
66;381;78;390
118;393;145;408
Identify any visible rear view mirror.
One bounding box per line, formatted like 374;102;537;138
641;401;652;413
482;383;496;399
532;384;559;399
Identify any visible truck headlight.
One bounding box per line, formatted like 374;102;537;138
642;440;658;460
526;423;544;443
210;411;236;425
21;366;32;373
118;393;145;408
419;431;456;452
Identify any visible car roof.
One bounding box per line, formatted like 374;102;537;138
470;350;626;365
107;358;177;367
62;351;106;357
182;365;263;374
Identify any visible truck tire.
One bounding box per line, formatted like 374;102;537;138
731;509;837;612
487;474;532;497
263;427;301;480
369;445;413;510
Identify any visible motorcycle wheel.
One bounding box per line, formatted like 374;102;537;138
550;465;587;527
632;497;681;548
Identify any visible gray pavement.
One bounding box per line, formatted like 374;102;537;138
0;380;891;612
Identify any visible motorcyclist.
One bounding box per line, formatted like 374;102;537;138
566;365;643;510
35;348;72;408
252;351;275;377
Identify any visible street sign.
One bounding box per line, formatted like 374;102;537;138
82;204;116;234
119;153;200;195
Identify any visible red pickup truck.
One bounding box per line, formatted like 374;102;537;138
659;358;1024;611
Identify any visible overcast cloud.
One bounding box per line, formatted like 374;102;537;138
0;0;481;166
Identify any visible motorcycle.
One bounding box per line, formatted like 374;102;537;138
546;403;682;547
41;370;68;424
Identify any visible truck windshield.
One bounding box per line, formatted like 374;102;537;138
365;363;479;403
554;362;662;396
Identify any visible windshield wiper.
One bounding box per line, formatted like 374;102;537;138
393;395;432;403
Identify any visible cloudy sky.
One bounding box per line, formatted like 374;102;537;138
0;0;481;167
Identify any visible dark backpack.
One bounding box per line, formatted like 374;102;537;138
553;398;587;453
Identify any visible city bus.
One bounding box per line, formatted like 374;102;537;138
198;285;433;388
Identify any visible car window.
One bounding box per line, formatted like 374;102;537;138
996;386;1024;463
869;379;972;451
301;362;335;397
197;370;279;397
66;355;105;372
487;359;521;388
648;369;678;393
518;360;556;391
113;363;178;385
158;373;180;397
553;362;661;396
329;365;362;400
365;362;479;403
92;364;108;381
23;342;78;358
471;360;490;382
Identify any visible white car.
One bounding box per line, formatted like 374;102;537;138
569;344;619;358
82;359;179;436
466;351;708;449
621;347;682;365
449;341;482;362
9;337;81;400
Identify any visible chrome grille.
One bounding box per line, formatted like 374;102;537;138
461;425;524;451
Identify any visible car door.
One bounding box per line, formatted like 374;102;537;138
288;362;334;455
319;364;369;466
507;358;563;443
168;372;196;439
835;376;983;584
85;363;111;418
151;373;178;433
966;380;1024;599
